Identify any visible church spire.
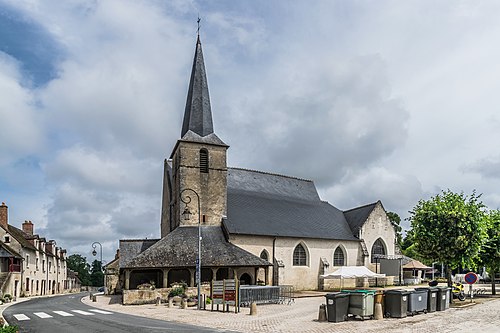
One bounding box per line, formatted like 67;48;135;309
181;36;214;138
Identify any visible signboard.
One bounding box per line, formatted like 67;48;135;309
224;279;237;306
464;272;478;285
211;279;239;312
212;281;224;305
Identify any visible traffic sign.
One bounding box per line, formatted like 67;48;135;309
464;272;478;285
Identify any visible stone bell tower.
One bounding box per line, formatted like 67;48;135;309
161;36;228;238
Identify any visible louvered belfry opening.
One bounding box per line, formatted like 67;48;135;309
200;149;209;173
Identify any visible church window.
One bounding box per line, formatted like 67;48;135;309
200;149;209;173
293;244;307;266
371;238;386;263
333;246;345;266
260;250;269;261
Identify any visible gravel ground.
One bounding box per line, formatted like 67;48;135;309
81;293;500;333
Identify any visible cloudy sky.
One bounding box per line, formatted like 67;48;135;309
1;0;500;262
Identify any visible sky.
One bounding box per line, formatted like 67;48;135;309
1;0;500;263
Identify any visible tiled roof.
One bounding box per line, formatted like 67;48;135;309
122;226;271;269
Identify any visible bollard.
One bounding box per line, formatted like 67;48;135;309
181;298;188;309
92;294;96;302
250;302;257;315
168;297;173;308
156;296;161;306
89;293;93;300
318;304;327;322
374;302;383;320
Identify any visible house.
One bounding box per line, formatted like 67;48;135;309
116;36;397;292
0;202;69;298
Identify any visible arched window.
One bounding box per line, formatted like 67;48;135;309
293;244;307;266
333;246;345;266
260;250;269;261
371;238;386;263
199;149;209;173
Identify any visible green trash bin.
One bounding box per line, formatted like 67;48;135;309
415;287;438;313
344;290;375;320
384;289;409;318
325;292;350;323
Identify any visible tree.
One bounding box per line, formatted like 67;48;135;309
408;190;488;285
479;210;500;295
90;260;104;287
66;254;91;286
387;211;403;248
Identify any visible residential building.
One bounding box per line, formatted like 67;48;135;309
0;202;69;298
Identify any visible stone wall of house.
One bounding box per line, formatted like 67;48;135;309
361;202;397;272
170;141;227;229
230;234;361;290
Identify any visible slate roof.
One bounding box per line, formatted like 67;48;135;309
120;239;159;268
181;36;218;139
0;241;22;258
343;202;378;235
223;168;358;241
7;225;37;251
123;226;271;269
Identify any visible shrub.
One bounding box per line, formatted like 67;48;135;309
0;325;19;333
168;287;186;298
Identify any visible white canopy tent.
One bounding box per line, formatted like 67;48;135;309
321;266;386;290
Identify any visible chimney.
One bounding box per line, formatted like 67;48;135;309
115;249;120;260
22;220;34;235
0;202;8;230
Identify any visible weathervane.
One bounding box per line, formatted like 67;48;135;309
197;16;201;36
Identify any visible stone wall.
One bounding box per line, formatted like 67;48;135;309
122;285;211;305
230;234;361;290
360;202;397;272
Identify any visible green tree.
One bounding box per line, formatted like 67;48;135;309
66;254;91;286
387;211;403;248
89;260;104;287
479;210;500;295
408;190;488;285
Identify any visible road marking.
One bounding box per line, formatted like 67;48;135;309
71;310;94;316
88;309;113;314
53;311;74;317
34;312;53;318
13;314;30;321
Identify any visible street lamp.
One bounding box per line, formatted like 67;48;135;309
180;188;202;310
92;242;104;289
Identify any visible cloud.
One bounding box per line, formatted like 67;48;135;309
464;156;500;180
0;53;45;166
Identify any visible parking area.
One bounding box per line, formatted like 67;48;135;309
82;292;500;333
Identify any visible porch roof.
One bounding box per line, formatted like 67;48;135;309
122;226;271;269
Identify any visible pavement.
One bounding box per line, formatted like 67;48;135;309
81;291;500;333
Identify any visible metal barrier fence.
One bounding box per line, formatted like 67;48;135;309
239;285;294;307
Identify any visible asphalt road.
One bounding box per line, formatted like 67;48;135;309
3;293;235;332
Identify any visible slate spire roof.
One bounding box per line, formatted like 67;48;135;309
181;36;214;138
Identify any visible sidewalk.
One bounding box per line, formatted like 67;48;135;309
82;293;500;333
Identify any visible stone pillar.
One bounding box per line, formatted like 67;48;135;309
124;270;130;290
264;266;269;285
254;267;258;284
189;268;195;287
163;269;169;288
211;268;217;281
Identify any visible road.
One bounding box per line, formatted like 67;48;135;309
3;293;235;333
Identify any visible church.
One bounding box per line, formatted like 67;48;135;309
115;36;397;292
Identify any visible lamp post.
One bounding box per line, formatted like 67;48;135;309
92;242;104;290
180;188;202;310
